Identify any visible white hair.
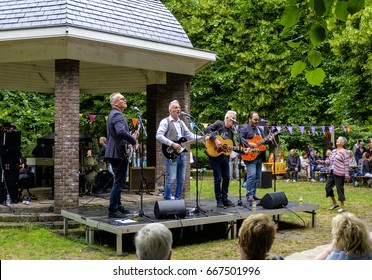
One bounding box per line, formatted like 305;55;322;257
135;223;173;260
224;110;237;120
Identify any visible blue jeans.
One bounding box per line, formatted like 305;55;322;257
209;155;230;201
244;158;262;198
164;153;186;200
108;158;128;213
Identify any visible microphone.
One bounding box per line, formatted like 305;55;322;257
133;106;140;112
180;111;193;118
260;118;269;123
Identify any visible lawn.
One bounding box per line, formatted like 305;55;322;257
0;177;371;260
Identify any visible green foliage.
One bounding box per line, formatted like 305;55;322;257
0;90;54;156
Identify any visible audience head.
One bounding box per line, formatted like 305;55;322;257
238;213;277;260
331;213;372;257
134;223;173;260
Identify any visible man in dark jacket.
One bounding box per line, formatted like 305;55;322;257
105;93;138;218
285;149;300;182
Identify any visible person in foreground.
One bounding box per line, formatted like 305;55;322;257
134;223;173;260
156;100;200;200
237;213;283;260
315;212;372;260
325;136;350;213
105;93;139;218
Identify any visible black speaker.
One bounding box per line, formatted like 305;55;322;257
260;192;288;209
130;167;156;191
154;199;186;219
260;171;272;188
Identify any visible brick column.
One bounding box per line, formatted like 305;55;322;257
147;73;192;197
54;59;80;213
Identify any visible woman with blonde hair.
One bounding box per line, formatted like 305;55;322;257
315;212;372;260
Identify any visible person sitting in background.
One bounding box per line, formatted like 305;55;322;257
348;150;358;184
354;141;367;165
285;149;300;182
307;150;317;182
315;212;372;260
237;213;282;260
300;151;311;180
361;151;372;186
134;223;173;260
318;149;331;182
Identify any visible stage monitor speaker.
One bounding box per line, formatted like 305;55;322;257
260;171;272;188
260;191;288;209
129;167;156;192
154;199;186;219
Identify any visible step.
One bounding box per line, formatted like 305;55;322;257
0;212;62;223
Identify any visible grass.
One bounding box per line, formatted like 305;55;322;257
0;177;371;260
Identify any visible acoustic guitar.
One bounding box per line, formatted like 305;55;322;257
205;135;249;157
162;135;205;160
240;127;287;161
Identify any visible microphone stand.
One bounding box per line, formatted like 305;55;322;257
184;114;207;216
134;109;153;222
235;124;250;210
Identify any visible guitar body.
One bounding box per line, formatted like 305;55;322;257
205;136;234;157
162;137;188;160
240;135;266;161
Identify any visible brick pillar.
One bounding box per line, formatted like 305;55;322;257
54;59;80;213
147;73;192;197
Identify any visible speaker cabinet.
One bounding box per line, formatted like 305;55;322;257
154;199;186;219
260;171;272;189
129;167;156;192
260;191;288;209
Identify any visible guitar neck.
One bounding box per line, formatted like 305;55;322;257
182;136;204;146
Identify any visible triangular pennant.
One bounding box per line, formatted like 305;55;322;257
321;126;325;133
258;126;264;131
311;126;316;135
346;125;351;133
89;114;96;123
288;126;293;134
271;126;275;131
132;118;138;128
329;125;334;133
276;126;282;131
203;123;208;129
190;122;195;130
299;126;305;134
79;114;83;118
342;125;346;133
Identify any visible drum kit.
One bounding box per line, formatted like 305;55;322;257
80;155;113;195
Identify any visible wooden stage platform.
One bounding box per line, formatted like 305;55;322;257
62;197;319;255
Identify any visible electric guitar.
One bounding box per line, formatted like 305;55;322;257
123;124;141;162
240;126;288;161
162;135;205;160
205;135;249;157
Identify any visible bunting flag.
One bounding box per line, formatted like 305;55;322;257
299;126;305;134
89;114;96;123
329;125;334;133
276;126;282;131
287;126;293;134
202;123;208;129
271;126;275;131
321;126;325;133
132;118;138;128
79;114;83;118
346;125;351;133
311;126;316;135
342;125;346;133
258;125;264;131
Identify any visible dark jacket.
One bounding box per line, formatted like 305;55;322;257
286;154;300;169
105;108;136;160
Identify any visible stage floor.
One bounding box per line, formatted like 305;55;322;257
62;197;319;255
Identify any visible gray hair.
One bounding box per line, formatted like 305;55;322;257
168;100;180;111
225;110;237;120
135;223;173;260
109;92;121;106
339;136;347;147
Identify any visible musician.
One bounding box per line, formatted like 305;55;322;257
105;93;138;218
238;112;272;203
156;100;198;200
204;110;239;208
